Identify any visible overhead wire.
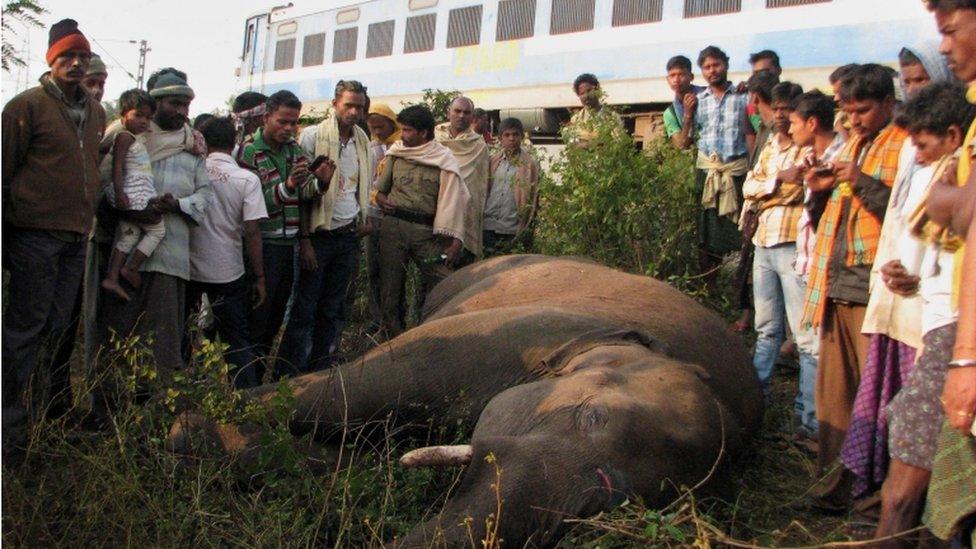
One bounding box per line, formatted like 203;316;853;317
90;36;138;83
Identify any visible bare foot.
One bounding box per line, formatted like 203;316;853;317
121;266;142;289
101;278;131;301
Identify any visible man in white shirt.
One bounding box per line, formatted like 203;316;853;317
281;80;373;374
188;117;268;388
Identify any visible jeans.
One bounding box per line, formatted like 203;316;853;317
249;241;296;370
2;229;86;436
278;230;360;376
187;276;260;389
752;243;819;433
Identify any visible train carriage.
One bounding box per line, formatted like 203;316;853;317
237;0;936;136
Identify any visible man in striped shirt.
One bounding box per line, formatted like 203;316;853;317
742;82;820;438
238;90;310;370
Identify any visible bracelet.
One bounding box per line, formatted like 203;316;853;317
948;359;976;369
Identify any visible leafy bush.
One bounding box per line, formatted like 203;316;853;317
535;107;701;283
402;88;461;124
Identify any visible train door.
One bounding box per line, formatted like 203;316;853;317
240;14;267;91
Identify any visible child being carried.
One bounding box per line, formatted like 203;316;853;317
101;89;166;301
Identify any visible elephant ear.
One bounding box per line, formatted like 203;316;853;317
529;325;669;377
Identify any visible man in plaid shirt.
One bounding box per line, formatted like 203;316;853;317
801;64;907;513
742;82;820;438
692;46;756;281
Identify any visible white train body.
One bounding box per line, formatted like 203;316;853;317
237;0;937;127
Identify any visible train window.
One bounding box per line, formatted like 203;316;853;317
550;0;595;35
447;5;483;48
612;0;663;26
497;0;535;41
367;20;395;58
766;0;830;6
274;38;296;70
302;33;326;66
333;27;358;62
404;13;436;53
244;23;254;56
683;0;741;17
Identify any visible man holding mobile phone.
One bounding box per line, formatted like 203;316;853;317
238;90;319;378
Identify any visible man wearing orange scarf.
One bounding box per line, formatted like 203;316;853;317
801;64;908;512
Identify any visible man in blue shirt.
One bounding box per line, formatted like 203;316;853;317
691;45;756;280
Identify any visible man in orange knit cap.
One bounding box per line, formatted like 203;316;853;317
2;18;106;453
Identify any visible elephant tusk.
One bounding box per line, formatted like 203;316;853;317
400;445;474;468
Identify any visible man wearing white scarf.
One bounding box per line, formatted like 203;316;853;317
282;80;373;373
435;96;489;259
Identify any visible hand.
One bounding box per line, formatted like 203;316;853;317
252;276;266;309
299;238;318;271
879;260;920;296
777;164;806;186
443;238;462;268
312;158;336;187
375;192;397;215
832;161;862;186
116;190;130;210
941;366;976;435
151;193;180;214
682;93;698;119
355;218;373;237
287;159;309;192
805;164;836;193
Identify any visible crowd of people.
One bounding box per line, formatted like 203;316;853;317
2;0;976;545
652;0;976;544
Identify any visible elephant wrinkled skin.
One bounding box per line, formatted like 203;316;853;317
168;255;763;547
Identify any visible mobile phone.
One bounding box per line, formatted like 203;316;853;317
308;155;328;171
813;165;834;176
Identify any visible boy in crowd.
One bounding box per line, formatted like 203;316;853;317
663;55;704;150
750;50;782;78
484;118;540;256
238;90;312;374
741;82;821;441
188;117;268;388
564;73;623;146
471;107;493;145
801;64;908;513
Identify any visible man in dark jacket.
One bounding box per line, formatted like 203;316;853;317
1;18;105;447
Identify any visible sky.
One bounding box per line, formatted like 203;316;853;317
1;0;357;115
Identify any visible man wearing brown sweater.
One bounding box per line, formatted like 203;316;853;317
1;19;105;447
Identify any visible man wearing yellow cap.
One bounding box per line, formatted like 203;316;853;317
364;103;401;330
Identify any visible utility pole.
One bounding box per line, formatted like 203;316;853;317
130;39;150;89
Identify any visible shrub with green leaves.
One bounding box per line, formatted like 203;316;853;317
535;107;700;282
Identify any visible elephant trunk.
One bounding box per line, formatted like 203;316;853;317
400;445;473;468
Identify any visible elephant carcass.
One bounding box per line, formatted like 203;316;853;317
167;255;763;546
